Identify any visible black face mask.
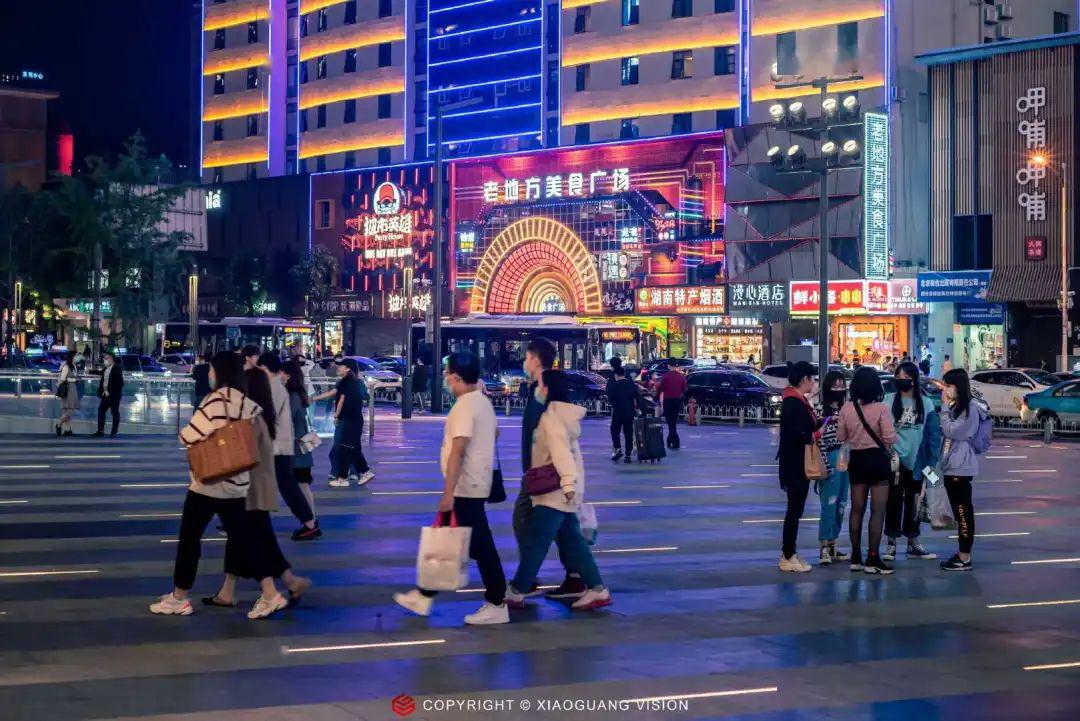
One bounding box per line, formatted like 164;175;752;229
896;379;914;392
824;389;847;409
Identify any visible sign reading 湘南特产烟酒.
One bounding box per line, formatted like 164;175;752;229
863;112;889;281
635;285;726;315
916;270;992;302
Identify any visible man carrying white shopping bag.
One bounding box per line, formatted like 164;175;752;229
393;352;509;625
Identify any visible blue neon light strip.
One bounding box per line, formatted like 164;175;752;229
429;0;496;14
442;101;542;119
429;45;543;68
427;129;541;147
434;17;540;40
429;73;542;93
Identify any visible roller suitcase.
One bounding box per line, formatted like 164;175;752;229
635;416;666;463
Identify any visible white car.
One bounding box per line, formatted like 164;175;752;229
344;356;402;384
760;365;792;390
158;353;193;375
969;368;1059;418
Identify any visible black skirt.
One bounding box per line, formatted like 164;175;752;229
848;447;893;486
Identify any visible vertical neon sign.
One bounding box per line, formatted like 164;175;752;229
863;111;889;280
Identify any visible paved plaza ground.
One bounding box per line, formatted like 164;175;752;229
0;412;1079;721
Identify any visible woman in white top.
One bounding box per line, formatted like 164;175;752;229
150;351;287;618
505;370;612;611
56;350;80;436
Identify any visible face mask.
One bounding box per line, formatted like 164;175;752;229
824;389;846;408
896;379;914;392
534;388;547;404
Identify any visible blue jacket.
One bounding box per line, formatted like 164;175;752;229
939;403;984;477
915;407;941;475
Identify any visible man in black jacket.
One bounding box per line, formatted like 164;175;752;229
92;351;124;437
777;360;820;573
605;357;643;462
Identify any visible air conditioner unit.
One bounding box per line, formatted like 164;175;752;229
996;22;1013;39
983;5;999;24
997;3;1014;20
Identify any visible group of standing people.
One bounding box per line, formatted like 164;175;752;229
54;349;124;437
393;338;611;626
778;360;986;575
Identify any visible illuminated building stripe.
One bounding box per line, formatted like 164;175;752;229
563;88;739;126
203;46;271;75
299;121;405;159
299;17;405;61
563;15;738;66
299;71;406;110
202;90;270;121
443;101;542;119
435;17;541;41
751;6;886;36
430;73;543;94
563;0;610;7
429;0;495;13
429;45;543;68
752;75;885;102
299;0;347;14
203;0;269;31
203;137;271;168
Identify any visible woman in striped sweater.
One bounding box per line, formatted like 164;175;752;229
150;352;284;617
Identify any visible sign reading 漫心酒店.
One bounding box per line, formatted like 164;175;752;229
728;281;788;311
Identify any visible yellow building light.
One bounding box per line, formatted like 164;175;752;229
204;46;270;75
203;0;269;31
203;91;270;122
299;73;405;110
299;19;406;61
563;17;738;66
299;124;405;159
753;75;884;102
563;0;610;8
563;91;739;126
203;138;269;168
299;0;347;14
751;6;885;36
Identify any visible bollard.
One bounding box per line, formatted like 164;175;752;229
505;394;511;417
738;407;745;428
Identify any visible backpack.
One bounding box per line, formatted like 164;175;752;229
970;406;993;454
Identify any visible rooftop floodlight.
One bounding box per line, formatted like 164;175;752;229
821;140;839;156
787;100;806;124
822;97;839;116
786;144;807;170
768;103;786;123
842;94;860;116
842;139;861;161
767;145;784;168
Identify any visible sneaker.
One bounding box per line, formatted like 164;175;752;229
328;478;350;488
55;424;62;437
464;601;509;626
830;545;851;561
863;555;895;575
247;593;288;619
611;449;623;461
571;587;612;610
778;553;812;572
907;543;937;559
393;589;434;617
623;455;633;464
291;523;323;541
347;474;360;483
356;470;375;487
524;583;546;598
504;584;527;608
819;547;833;565
545;575;587;600
882;540;897;561
150;593;193;616
940;553;973;571
850;550;864;572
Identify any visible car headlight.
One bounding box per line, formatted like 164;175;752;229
768;394;782;404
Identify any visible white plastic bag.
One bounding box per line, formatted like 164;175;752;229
416;515;472;591
925;479;956;530
577;502;598;546
835;443;851;472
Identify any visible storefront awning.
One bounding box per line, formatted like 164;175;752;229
986;264;1061;303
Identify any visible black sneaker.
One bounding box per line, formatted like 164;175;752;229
940;553;972;571
623;454;633;464
830;545;851;562
863;555;895;575
850;550;864;572
90;431;104;437
292;523;323;541
907;542;937;559
611;449;623;461
55;424;62;437
545;575;587;599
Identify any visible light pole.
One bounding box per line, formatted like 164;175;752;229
1031;155;1071;372
188;263;199;356
401;254;415;419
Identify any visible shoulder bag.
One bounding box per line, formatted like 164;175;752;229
55;366;70;399
853;402;900;482
488;443;506;503
187;402;259;484
801;403;828;481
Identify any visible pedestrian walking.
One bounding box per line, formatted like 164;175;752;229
258;353;319;540
283;360;320;538
505;369;612;610
777;361;821;572
656;362;688;449
394;352;508;625
92;351;124;437
883;362;938;562
325;358;374;487
241;344;261;371
936;369;983;571
55;350;79;436
513;338;585;599
191;354;211;410
837;367;898;575
605;357;643;463
412;357;429;413
816;370;851;565
942;355;953;373
151;352;284;618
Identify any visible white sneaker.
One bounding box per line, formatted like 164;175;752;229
571;587;612;610
150;592;193;616
464;601;509;625
356;470;375;486
819;547;833;565
393;589;434;617
883;540;897;561
778;553;812;572
328;477;350;487
503;584;527;608
247;593;288;619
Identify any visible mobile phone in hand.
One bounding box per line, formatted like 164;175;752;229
923;466;940;485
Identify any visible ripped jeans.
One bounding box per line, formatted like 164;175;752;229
818;449;850;542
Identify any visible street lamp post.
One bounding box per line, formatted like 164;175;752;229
1032;155;1071;372
401;255;415;419
188;263;199;357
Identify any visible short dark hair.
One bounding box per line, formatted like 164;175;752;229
526;337;556;371
541;369;570;403
240;344;260;359
787;360;816;387
258;352;281;374
850;366;884;404
338;358;359;374
446;351;481;384
244;367;276;439
210;351;246;393
610;356;624;376
103;351;116;362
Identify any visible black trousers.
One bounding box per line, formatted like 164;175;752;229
885;465;923;540
421;498;506;605
610;413;633;453
172;491;263;590
663;399;682;448
275;455;314;524
248;510;290;579
944;475;975;553
782;476;810;558
97;394;121;434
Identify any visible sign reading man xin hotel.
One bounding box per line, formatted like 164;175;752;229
483;168;631;204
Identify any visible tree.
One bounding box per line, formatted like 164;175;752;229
290;246;338;352
224;254;269;317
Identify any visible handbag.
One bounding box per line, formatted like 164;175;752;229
55;381;69;399
416;512;472;591
853;402;900;480
187;414;259;484
523;463;562;496
804;441;829;481
298;430;322;454
488;444;506;503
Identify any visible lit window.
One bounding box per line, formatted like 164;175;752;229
620;118;639;139
344;99;356;123
672;0;693;19
575;64;590;91
213;73;225;95
316;56;327;79
714;46;735;75
345;49;357;73
213;29;226;50
672;50;693;79
621;57;639;86
247;21;258;44
344;0;357;25
247;67;259;89
378;94;392;119
622;0;640;26
317;9;327;32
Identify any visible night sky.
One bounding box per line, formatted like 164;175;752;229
0;0;198;174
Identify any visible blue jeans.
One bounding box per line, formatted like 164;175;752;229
818;449;850;542
512;505;603;591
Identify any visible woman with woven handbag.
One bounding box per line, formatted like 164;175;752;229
504;370;611;611
837;367;899;575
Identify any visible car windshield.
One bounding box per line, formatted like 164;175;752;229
734;373;767;388
354;358;380;371
1024;369;1059;386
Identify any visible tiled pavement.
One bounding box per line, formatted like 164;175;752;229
1;415;1079;721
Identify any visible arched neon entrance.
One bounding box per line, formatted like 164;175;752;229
469;217;603;314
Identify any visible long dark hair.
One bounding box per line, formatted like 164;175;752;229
283;359;309;407
849;366;884;405
892;361;925;424
210;351;246;393
541;369;571;404
64;350;76;369
821;370;847;412
943;368;972;418
244;368;277;439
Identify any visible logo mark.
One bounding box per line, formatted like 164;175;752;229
374;181;403;216
391;694;416;717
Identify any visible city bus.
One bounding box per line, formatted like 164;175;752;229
162;317;316;355
411;314;642;392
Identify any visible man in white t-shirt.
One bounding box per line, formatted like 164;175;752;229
394;351;508;626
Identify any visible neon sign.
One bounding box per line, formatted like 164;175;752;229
636;285;726;315
205;189;222;210
863;112;889;280
482;168;631;204
343;181;417;254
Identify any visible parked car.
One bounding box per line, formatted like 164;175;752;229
343;356;401;384
118;354;171;377
970;368;1058;418
760;364;852;390
1025;380;1080;437
684;370;783;412
642;358;697;376
481;374;510;398
373;355;407;376
158;353;193;374
18;353;62;374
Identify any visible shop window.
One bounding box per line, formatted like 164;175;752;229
576;64;590;91
672;113;692;134
672;0;693;19
344;99;356;123
574;123;590;144
378;94;392;119
213;29;226;50
837;22;858;65
776;32;797;75
672;50;693;79
714;46;736;75
379;42;393;67
620;118;639;139
621;57;639;86
574;7;591;33
622;0;639;26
